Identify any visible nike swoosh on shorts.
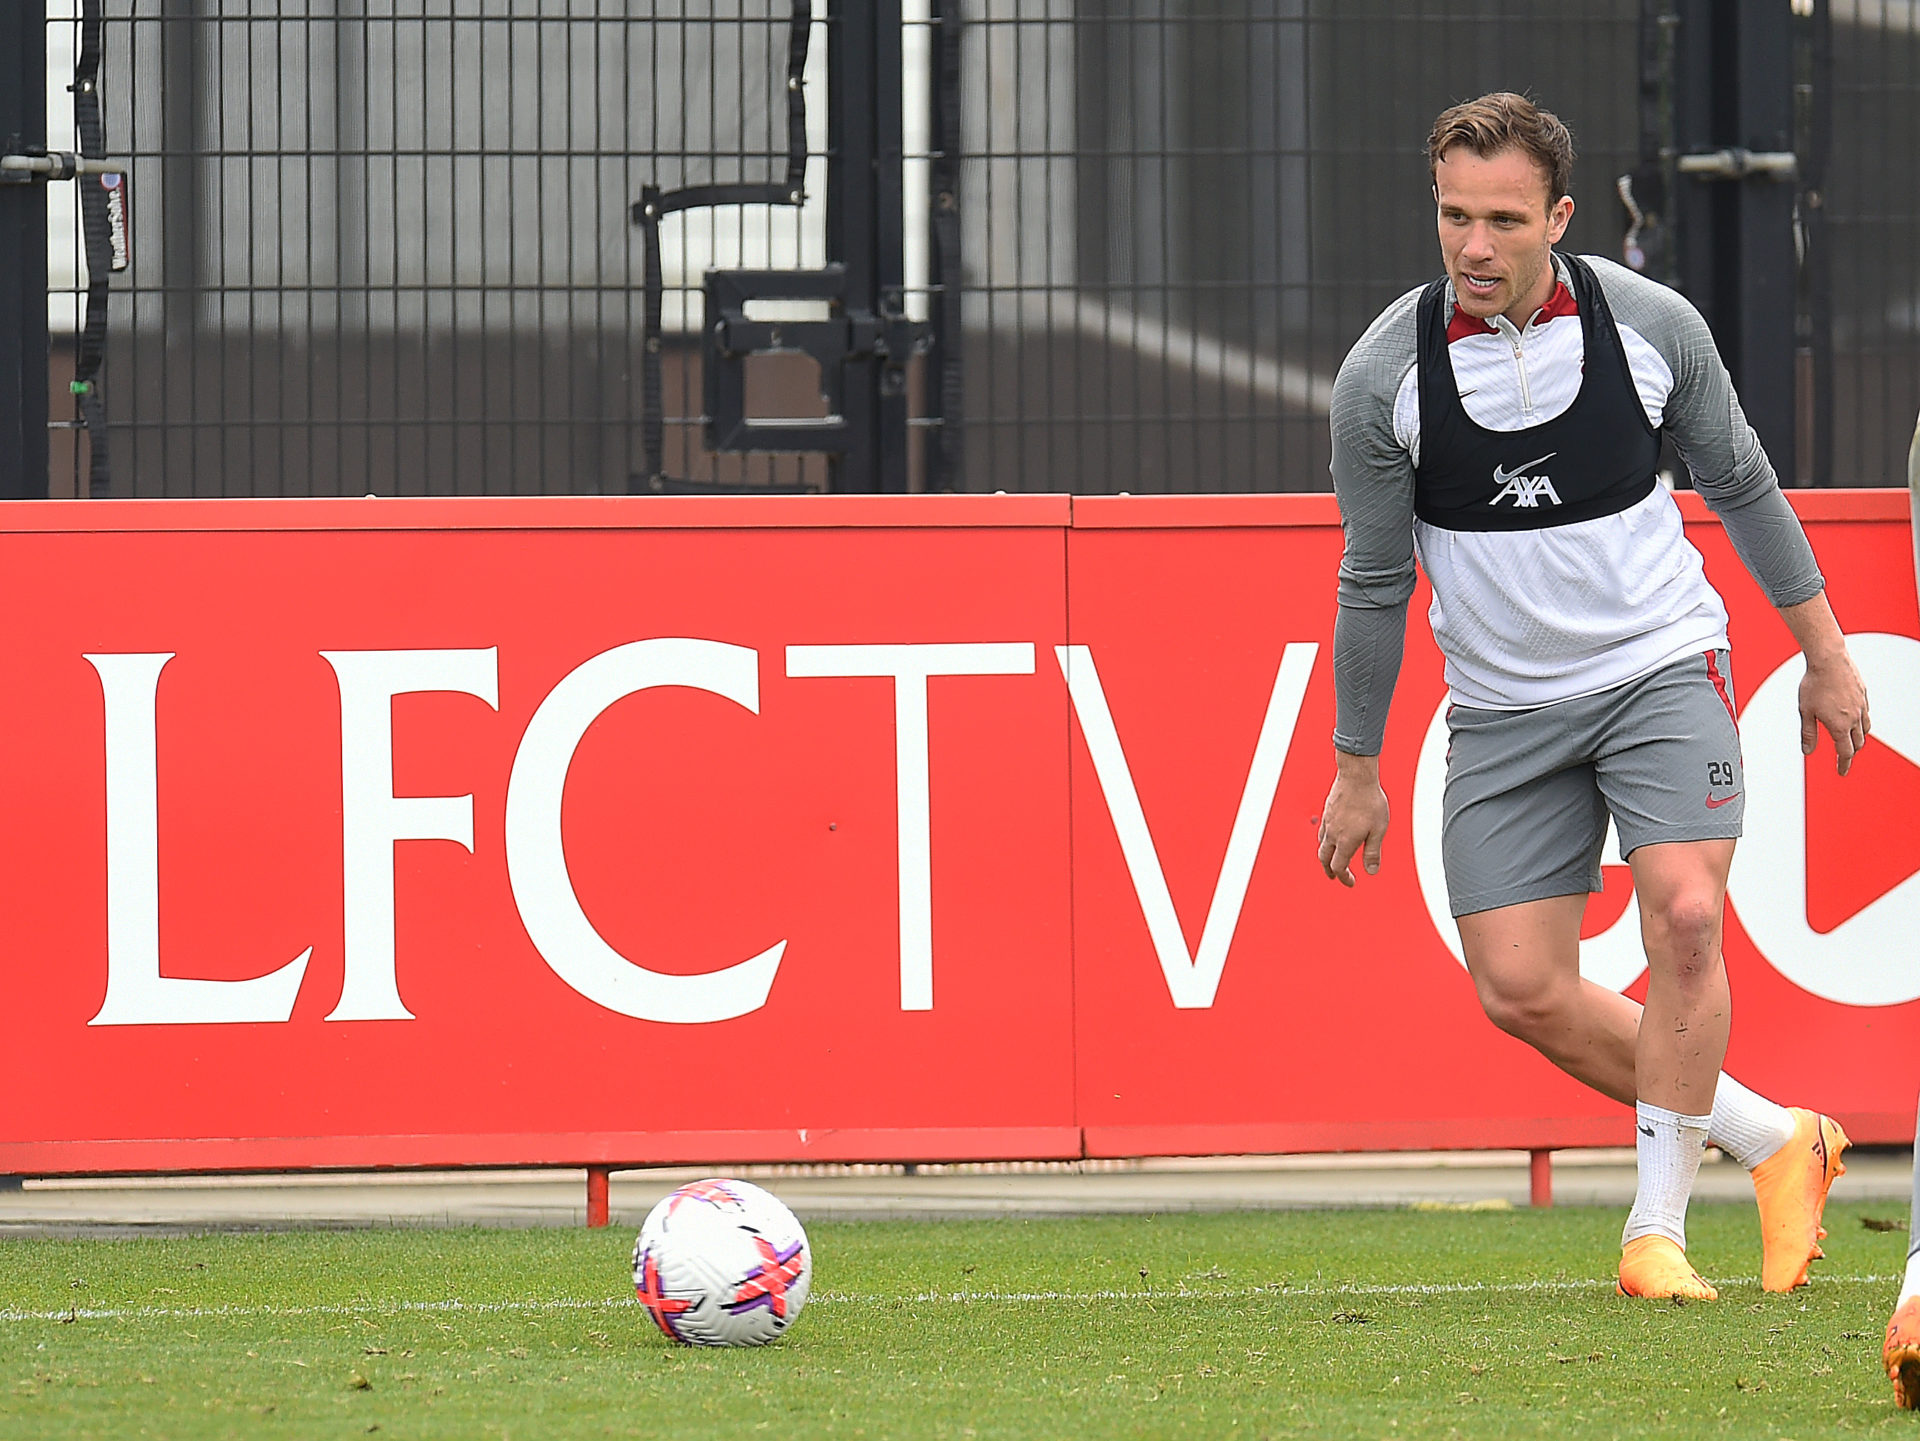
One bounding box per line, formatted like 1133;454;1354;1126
1705;792;1741;809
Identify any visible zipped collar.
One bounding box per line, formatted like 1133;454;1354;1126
1443;253;1577;345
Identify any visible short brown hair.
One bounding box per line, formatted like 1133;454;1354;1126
1427;92;1575;210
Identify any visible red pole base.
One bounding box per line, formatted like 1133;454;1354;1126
586;1165;611;1228
1529;1148;1553;1208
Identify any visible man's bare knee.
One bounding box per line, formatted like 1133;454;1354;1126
1472;969;1576;1042
1641;895;1722;980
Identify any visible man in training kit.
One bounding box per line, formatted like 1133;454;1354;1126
1887;1098;1920;1407
1888;424;1920;1405
1317;92;1871;1300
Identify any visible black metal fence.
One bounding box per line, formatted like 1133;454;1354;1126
9;0;1919;497
961;0;1649;494
1823;0;1920;487
58;0;813;497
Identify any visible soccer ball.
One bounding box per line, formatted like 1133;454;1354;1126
630;1178;812;1346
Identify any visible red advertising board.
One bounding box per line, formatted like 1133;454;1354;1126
0;491;1912;1175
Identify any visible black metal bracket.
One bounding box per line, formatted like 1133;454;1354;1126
703;265;926;453
631;0;816;492
633;0;931;492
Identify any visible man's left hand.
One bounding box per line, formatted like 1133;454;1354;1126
1799;650;1870;775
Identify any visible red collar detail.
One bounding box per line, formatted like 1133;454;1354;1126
1447;279;1578;343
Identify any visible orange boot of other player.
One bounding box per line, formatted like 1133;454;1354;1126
1886;1296;1920;1410
1750;1109;1849;1293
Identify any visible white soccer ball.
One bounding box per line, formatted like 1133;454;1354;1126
630;1178;813;1346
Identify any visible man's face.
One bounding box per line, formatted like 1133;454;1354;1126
1433;145;1574;324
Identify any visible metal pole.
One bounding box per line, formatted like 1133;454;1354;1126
823;0;911;493
1806;0;1834;486
0;3;51;498
924;0;963;491
1733;0;1797;481
826;0;878;492
1670;0;1798;483
586;1166;611;1228
1669;0;1720;334
872;0;911;492
1529;1149;1553;1208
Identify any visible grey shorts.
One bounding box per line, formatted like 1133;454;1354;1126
1442;649;1744;918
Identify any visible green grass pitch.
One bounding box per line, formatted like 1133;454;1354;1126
2;1199;1913;1439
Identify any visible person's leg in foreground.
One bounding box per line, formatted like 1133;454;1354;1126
1884;1102;1920;1407
1462;855;1846;1297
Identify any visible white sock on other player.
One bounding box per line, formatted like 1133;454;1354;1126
1708;1073;1797;1169
1907;1102;1920;1305
1622;1102;1713;1250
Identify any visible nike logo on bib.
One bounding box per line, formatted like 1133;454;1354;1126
1490;452;1560;508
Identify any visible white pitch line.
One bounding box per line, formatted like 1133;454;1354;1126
863;1274;1906;1304
0;1296;633;1325
1;1275;1904;1325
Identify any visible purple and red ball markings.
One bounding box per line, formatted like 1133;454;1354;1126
666;1180;740;1217
633;1245;695;1342
728;1236;808;1319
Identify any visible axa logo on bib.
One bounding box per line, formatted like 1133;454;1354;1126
1490;452;1561;507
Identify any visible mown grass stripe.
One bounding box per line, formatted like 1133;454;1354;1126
2;1272;1902;1324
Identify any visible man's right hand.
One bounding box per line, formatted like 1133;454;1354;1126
1317;751;1391;887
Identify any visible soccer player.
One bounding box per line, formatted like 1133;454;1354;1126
1887;1103;1920;1407
1317;92;1870;1300
1892;437;1920;1402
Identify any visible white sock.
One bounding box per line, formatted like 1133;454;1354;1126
1623;1102;1713;1250
1708;1073;1797;1169
1905;1102;1920;1305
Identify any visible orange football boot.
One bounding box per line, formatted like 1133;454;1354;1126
1617;1235;1717;1301
1886;1295;1920;1410
1750;1109;1849;1292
